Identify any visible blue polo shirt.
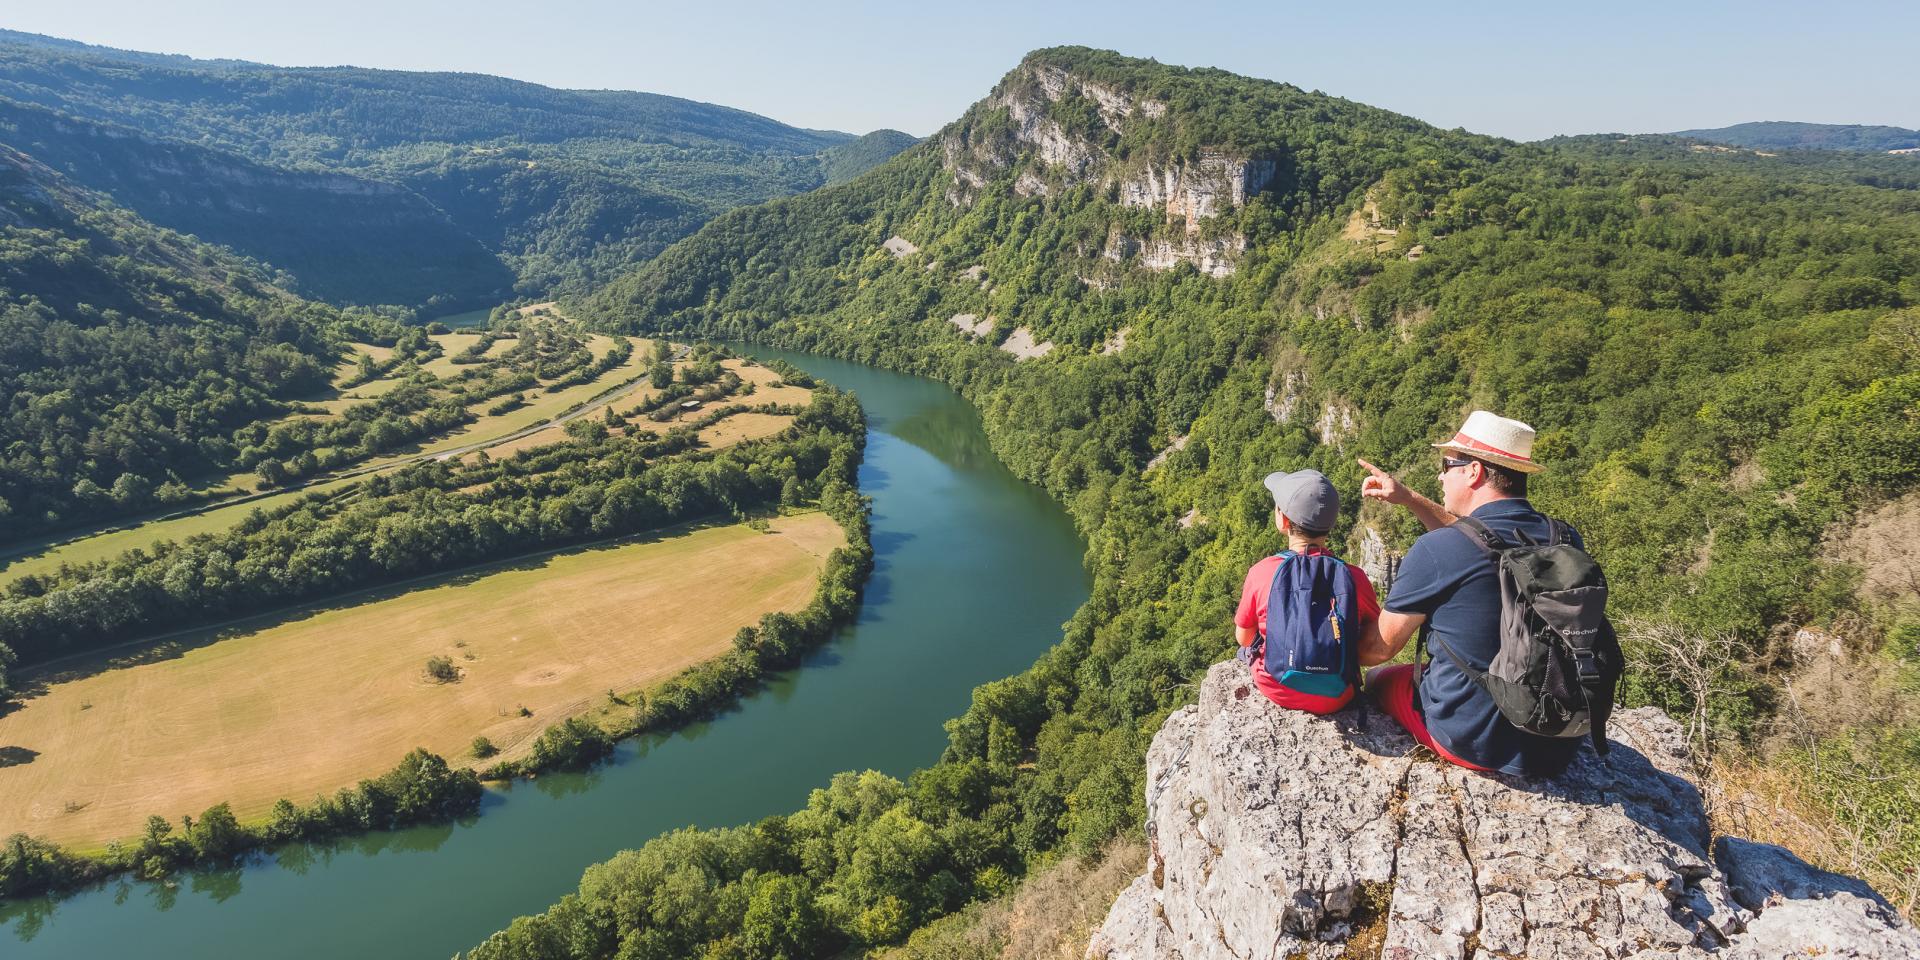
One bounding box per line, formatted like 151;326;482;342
1384;498;1584;777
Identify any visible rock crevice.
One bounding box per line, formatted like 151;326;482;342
1089;661;1918;960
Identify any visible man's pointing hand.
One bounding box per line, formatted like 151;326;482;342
1357;458;1411;506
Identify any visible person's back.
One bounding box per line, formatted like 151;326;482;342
1358;411;1602;777
1235;469;1378;715
1388;498;1584;776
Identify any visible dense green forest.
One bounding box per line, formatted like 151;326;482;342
821;130;922;186
0;30;915;304
0;145;392;542
455;47;1920;957
1676;120;1920;153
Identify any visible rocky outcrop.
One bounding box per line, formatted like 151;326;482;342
942;62;1268;277
1106;230;1245;279
1001;326;1055;360
950;313;994;338
1355;524;1398;595
1316;400;1359;448
1264;370;1307;425
1088;661;1919;960
1144;434;1189;472
1117;152;1277;236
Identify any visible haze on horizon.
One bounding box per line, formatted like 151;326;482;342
4;1;1918;145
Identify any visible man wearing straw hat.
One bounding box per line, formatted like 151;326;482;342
1354;411;1588;777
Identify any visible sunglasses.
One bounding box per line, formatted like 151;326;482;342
1438;456;1476;476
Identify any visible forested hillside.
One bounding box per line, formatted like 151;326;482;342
462;47;1920;957
821;129;922;185
0;97;513;305
0;145;411;700
0;31;915;303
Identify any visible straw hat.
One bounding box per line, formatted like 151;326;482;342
1432;411;1545;474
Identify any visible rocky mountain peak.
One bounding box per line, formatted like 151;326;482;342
1088;661;1919;960
941;55;1275;277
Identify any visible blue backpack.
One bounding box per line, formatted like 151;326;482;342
1260;550;1361;698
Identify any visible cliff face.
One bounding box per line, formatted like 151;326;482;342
941;62;1273;278
1088;661;1918;960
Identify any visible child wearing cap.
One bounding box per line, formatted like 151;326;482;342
1233;469;1381;714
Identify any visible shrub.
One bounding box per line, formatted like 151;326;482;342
425;655;460;683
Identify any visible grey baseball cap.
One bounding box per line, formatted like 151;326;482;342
1262;469;1340;533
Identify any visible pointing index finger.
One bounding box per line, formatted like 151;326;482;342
1356;458;1388;478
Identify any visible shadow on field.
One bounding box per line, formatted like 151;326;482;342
0;745;38;767
15;513;747;692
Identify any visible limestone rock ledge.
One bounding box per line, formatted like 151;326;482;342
1088;661;1919;960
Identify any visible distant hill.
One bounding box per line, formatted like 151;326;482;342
821;129;922;185
0;97;513;307
0;30;915;304
0;29;847;159
1674;120;1920;153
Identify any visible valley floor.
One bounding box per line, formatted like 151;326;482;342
0;512;844;848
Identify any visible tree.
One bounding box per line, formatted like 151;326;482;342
650;361;674;389
0;834;80;898
185;803;248;861
741;874;831;960
565;419;610;443
526;717;615;771
110;472;153;507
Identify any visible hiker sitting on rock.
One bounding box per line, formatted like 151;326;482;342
1233;469;1380;714
1355;411;1620;777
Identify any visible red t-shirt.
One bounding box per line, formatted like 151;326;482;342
1235;547;1381;714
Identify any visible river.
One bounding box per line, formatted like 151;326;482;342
0;348;1090;958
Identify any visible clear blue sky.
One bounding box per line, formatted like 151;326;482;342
5;1;1916;140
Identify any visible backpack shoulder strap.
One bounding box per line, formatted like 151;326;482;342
1420;518;1503;676
1546;518;1573;547
1450;515;1505;557
1254;551;1297;645
1427;630;1493;691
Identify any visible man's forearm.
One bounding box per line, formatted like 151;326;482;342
1402;490;1456;531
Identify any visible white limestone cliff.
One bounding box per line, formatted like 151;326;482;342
1088;661;1920;960
941;62;1272;277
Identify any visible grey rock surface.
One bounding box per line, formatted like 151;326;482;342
1087;661;1920;960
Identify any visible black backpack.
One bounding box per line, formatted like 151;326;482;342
1425;515;1623;755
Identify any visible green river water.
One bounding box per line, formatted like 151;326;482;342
0;348;1091;958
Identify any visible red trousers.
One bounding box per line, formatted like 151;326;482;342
1366;664;1493;772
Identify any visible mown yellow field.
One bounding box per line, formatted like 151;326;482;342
698;412;799;448
0;512;845;848
416;332;488;378
729;359;818;407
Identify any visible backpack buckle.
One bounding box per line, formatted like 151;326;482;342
1572;648;1602;681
